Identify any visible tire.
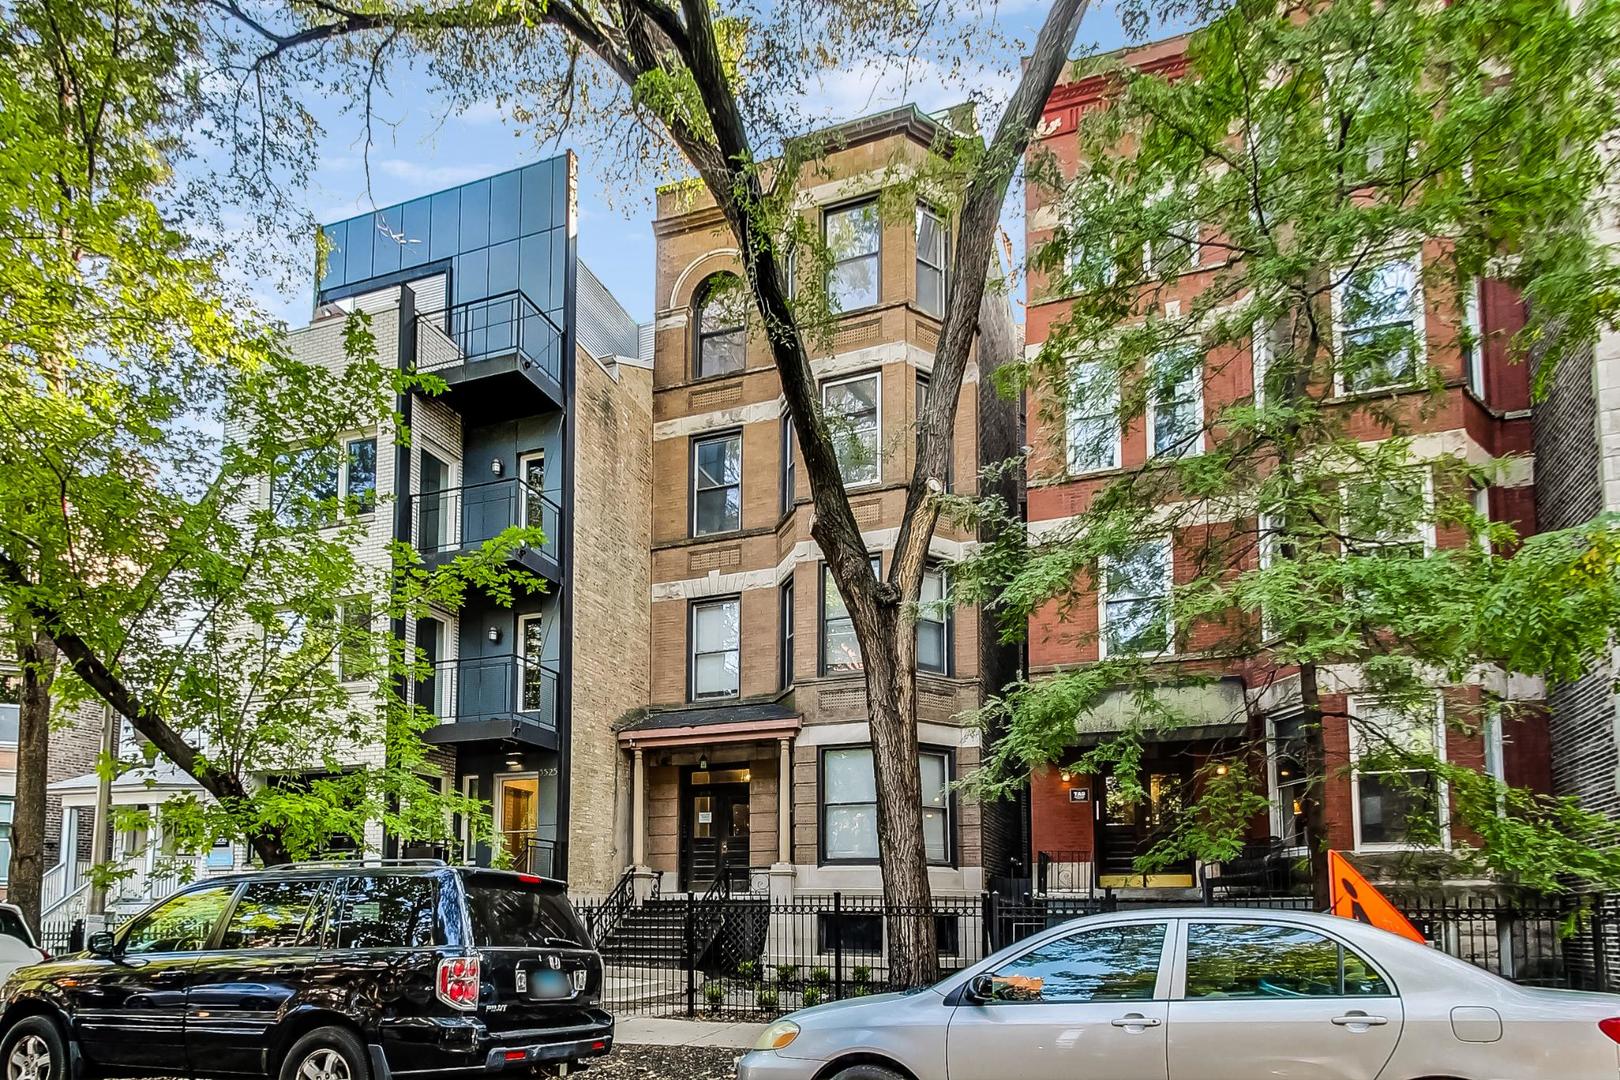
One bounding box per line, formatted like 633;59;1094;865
1;1016;67;1080
827;1065;906;1080
278;1027;370;1080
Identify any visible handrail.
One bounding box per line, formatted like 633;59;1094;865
415;290;564;340
410;475;561;561
589;866;640;945
413;290;564;383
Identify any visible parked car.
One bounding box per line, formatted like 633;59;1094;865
739;906;1620;1080
0;861;611;1080
0;903;48;986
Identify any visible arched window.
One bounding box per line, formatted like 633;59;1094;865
693;273;746;378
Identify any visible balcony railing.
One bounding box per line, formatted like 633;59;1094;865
415;290;563;385
424;653;559;733
412;476;561;565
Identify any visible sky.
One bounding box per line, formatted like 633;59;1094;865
251;1;1153;329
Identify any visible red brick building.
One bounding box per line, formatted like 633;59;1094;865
1021;34;1549;895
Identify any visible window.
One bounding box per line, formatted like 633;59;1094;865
335;874;442;948
820;747;951;864
0;908;30;946
917;566;949;674
1148;216;1199;277
0;799;12;883
518;613;547;713
690;597;741;700
1463;278;1484;397
694;274;746;378
1342;473;1429;559
915;205;947;317
986;923;1166;1003
826;200;880;311
1066;359;1118;473
0;704;16;745
273;437;376;525
1063;234;1116;291
206;837;235;870
779;580;795;691
1350;698;1444;849
1102;539;1173;656
121;885;235;954
1184;922;1390;998
823;373;880;486
339;601;372;682
219;879;328;949
1268;712;1310;852
916;375;952;490
820;558;878;674
1148;341;1203;458
345;437;377;513
819;912;882;953
1337;256;1424;393
692;432;743;536
779;413;796;516
464;878;590;947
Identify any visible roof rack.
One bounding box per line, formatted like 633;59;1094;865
280;858;449;869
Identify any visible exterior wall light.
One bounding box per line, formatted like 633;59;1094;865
491;457;504;477
487;626;502;644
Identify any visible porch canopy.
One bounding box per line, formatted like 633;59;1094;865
1074;677;1250;745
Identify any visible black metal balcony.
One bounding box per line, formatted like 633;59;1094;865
420;653;559;749
414;290;565;417
411;476;561;581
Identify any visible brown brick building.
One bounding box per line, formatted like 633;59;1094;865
619;106;1023;900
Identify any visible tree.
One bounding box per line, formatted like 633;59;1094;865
0;0;532;872
956;0;1620;903
207;0;1093;981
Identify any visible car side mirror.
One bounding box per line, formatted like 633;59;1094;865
86;931;117;957
966;974;995;1003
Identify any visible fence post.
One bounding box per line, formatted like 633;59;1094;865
1594;904;1610;993
981;891;994;956
833;891;844;1000
68;919;84;953
685;890;696;1018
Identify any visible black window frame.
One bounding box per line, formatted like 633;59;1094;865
217;876;334;951
916;563;952;676
690;429;744;538
117;881;241;955
688;595;742;702
345;436;378;514
778;578;795;692
692;273;747;380
980;920;1170;1005
818;556;879;675
816;743;956;867
915;373;953;492
779;411;796;517
823;198;881;313
332;872;444;950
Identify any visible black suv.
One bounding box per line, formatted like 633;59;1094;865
0;862;611;1080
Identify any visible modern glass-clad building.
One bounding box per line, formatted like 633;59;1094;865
315;154;642;882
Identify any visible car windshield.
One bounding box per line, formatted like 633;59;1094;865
0;909;33;947
462;876;589;948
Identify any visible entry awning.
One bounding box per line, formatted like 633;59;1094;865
1074;678;1250;745
618;701;801;749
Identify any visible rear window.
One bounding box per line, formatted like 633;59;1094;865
0;909;32;947
335;874;444;949
463;877;589;948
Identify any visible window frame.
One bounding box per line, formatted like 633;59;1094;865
1332;252;1427;396
216;876;332;951
915;203;949;318
692;273;747;381
1099;537;1175;659
778;577;795;692
779;411;796;517
1347;694;1450;853
271;434;377;526
1339;470;1435;559
117;881;241;955
916;563;952;675
816;743;955;867
1265;710;1311;856
1145;341;1205;460
1065;358;1120;475
916;373;953;491
1463;277;1484;399
974;919;1174;1005
823;197;882;313
1172;917;1397;1001
818;556;880;675
337;599;373;684
688;595;742;702
1145;215;1201;279
821;370;882;488
690;429;744;538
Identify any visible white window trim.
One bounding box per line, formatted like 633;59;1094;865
824;198;881;313
1257;512;1281;642
822;371;883;489
1145;342;1206;460
1347;693;1452;853
1339;468;1436;556
1098;537;1175;660
1065;358;1120;475
1464;278;1484;398
1144;217;1202;279
1265;711;1310;857
1331;251;1428;397
915;204;948;318
1251;319;1274;409
268;431;379;523
690;596;741;701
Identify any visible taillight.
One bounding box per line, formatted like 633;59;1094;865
437;955;481;1011
1599;1018;1620;1044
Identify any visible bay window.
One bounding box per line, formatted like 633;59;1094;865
1336;255;1424;393
821;747;951;864
826;200;880;311
823;372;881;486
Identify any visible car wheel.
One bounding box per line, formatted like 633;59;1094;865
826;1065;906;1080
279;1027;370;1080
2;1017;66;1080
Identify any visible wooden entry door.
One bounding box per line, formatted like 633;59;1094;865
681;775;751;892
1096;764;1194;885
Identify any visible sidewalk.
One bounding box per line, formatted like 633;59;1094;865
614;1016;768;1049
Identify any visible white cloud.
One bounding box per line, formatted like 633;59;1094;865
805;53;1020;128
459;99;506;126
372;158;502;190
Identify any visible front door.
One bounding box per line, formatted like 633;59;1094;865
946;920;1172;1080
419;450;452;553
497;774;541;871
1097;764;1194;886
681;771;750;891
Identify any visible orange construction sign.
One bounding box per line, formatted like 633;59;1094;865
1327;850;1427;944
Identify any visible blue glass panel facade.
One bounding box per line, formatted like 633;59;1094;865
318;158;571;333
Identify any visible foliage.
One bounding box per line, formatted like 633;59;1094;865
807;966;831;987
774;963;798;986
755;986;778;1011
800;986;824;1007
703;981;725;1008
958;0;1620;891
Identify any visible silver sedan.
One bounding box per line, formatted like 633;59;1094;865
736;907;1620;1080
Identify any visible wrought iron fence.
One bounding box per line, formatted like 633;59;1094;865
573;889;1620;1020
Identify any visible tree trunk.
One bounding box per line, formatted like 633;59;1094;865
11;628;56;933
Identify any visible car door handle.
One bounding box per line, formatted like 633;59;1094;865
1331;1013;1389;1027
1110;1015;1162;1028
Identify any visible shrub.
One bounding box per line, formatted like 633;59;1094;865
851;965;872;986
736;960;759;983
756;987;780;1012
774;963;797;985
703;982;725;1008
801;987;823;1007
851;985;871;997
808;966;831;987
